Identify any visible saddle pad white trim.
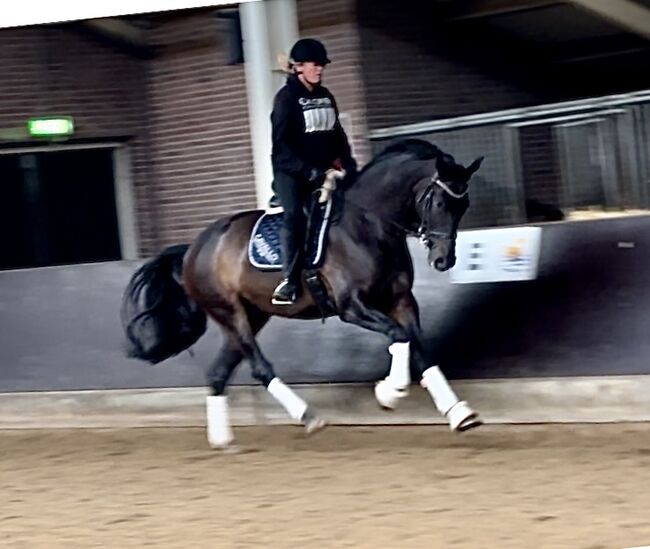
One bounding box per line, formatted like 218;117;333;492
248;198;333;271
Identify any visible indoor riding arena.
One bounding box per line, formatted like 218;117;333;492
3;424;650;548
2;1;650;548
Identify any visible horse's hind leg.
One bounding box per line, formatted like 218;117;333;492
205;333;245;449
205;310;268;449
231;300;327;436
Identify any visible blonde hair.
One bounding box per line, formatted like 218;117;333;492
277;52;296;75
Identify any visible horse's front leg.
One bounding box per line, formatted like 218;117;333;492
338;292;414;409
373;292;423;409
340;291;481;431
389;292;481;431
372;340;412;409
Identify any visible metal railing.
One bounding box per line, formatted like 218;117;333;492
369;90;650;229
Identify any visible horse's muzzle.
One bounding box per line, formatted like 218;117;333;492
431;255;456;271
428;241;456;272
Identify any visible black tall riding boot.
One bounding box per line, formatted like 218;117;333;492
271;171;310;305
272;222;306;305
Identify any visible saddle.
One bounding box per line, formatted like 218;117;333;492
247;170;342;271
248;170;343;319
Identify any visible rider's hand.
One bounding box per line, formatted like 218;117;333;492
339;158;358;190
342;157;357;177
326;167;345;176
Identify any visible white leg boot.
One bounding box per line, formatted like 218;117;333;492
267;377;308;420
421;366;482;431
206;395;234;449
267;378;327;435
375;341;411;409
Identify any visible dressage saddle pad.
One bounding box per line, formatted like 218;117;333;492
248;198;333;271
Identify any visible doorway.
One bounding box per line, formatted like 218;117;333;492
0;148;122;270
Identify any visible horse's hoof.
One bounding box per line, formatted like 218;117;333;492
304;417;328;437
447;401;482;432
374;379;409;410
457;417;483;432
209;443;255;455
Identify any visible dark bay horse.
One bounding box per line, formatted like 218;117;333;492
121;138;484;449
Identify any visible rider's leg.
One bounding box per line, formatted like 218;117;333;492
272;171;309;304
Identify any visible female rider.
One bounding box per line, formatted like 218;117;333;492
270;37;357;305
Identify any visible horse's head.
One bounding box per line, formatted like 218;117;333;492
413;153;483;271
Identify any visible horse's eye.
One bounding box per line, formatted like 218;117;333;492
436;202;443;208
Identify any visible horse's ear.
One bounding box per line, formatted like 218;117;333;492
467;156;484;176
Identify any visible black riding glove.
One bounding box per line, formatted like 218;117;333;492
340;158;358;189
343;157;357;176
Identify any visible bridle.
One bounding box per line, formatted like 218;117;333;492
416;175;468;246
340;173;468;245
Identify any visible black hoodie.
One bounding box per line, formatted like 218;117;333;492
270;74;355;180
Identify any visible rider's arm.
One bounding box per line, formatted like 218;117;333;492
271;90;314;180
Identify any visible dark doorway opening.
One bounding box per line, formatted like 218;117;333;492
0;148;122;270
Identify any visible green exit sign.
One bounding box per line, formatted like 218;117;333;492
27;117;75;137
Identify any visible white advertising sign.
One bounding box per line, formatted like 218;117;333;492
449;226;543;284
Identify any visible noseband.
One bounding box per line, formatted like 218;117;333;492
417;175;468;245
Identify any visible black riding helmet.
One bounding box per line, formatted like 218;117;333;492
290;38;330;65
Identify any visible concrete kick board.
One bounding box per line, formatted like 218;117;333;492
1;376;650;429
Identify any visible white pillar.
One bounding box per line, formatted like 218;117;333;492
240;0;299;209
267;0;299;90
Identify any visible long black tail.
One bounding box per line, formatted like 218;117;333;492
120;244;207;364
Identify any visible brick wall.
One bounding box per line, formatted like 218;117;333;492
0;4;372;257
0;12;258;255
0;24;156;253
297;0;371;165
355;0;548;131
144;8;257;248
1;4;647;258
355;0;586;227
145;2;374;248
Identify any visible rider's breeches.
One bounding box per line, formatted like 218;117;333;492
273;171;311;284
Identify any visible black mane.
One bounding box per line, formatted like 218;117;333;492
359;138;446;176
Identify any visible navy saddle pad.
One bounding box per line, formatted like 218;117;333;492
248;199;333;271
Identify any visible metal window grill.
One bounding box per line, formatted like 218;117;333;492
370;90;650;228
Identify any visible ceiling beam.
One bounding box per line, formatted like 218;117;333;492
80;18;155;57
442;0;562;21
542;33;650;62
84;18;147;46
567;0;650;39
